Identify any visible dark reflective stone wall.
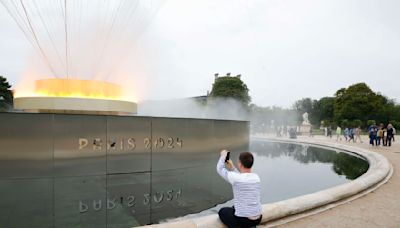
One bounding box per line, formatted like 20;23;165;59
0;113;249;227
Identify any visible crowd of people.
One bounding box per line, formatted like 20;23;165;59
331;124;396;147
252;123;397;148
366;123;396;147
332;126;363;143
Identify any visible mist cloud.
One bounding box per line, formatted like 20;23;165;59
1;0;400;107
138;97;249;121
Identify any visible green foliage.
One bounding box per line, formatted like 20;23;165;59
321;119;331;127
210;76;251;105
316;97;335;121
0;76;13;111
293;98;315;124
352;119;362;128
293;97;335;126
389;120;400;130
332;152;369;180
334;83;387;122
341;119;349;127
293;82;400;128
367;120;376;126
293;98;313;113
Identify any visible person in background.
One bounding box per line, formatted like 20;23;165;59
336;126;342;141
368;124;378;146
276;126;282;137
327;126;333;139
217;150;262;228
344;127;349;141
393;126;396;142
348;127;355;142
355;126;363;143
347;127;352;142
387;124;394;147
377;126;383;146
382;126;388;146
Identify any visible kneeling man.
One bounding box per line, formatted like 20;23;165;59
216;150;262;228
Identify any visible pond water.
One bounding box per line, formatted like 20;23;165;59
180;139;369;220
251;139;369;203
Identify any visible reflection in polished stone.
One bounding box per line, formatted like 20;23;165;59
0;113;250;227
107;173;151;227
54;175;107;227
0;113;53;178
0;178;53;228
151;165;232;223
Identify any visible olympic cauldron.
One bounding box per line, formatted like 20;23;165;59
0;80;249;227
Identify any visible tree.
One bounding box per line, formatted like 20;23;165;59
341;119;350;128
292;82;400;128
293;98;314;124
293;98;313;114
333;83;388;123
311;97;335;127
352;119;363;128
318;97;335;121
389;120;400;130
367;120;376;127
293;97;332;126
0;76;13;111
210;75;251;105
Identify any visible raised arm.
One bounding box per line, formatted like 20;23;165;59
217;155;230;182
216;150;239;183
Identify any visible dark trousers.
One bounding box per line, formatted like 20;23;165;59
387;136;393;146
218;207;262;228
370;135;377;146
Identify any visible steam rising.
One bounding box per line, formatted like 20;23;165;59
138;97;300;133
0;0;163;79
138;97;249;121
1;0;164;101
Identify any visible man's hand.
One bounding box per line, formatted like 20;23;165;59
226;159;235;171
220;149;229;157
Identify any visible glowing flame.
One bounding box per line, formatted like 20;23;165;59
14;79;134;101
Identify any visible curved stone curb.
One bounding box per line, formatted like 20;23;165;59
138;137;392;228
254;137;392;225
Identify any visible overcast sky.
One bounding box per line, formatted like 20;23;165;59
1;0;400;108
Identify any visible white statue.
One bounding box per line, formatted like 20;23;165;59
302;112;310;125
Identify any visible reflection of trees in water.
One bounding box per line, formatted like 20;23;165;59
251;141;369;180
331;153;369;180
251;142;303;159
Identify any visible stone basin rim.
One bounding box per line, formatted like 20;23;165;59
139;137;392;228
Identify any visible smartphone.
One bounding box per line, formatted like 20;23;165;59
225;151;230;163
